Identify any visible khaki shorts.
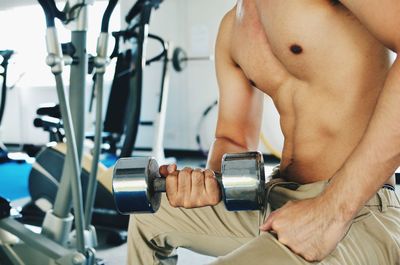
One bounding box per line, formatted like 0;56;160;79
127;177;400;265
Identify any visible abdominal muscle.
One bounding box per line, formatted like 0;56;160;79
280;135;354;184
280;132;395;186
276;85;396;186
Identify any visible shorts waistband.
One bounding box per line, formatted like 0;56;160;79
382;183;396;191
266;179;400;211
365;188;400;209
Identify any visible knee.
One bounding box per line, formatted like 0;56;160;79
128;213;178;256
128;210;173;246
128;214;155;240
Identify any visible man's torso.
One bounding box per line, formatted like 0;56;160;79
226;0;394;185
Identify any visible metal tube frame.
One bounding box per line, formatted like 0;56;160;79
52;2;88;219
150;38;172;163
85;0;118;229
38;0;87;256
84;32;107;227
0;218;85;263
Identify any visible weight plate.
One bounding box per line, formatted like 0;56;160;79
112;157;162;214
221;151;265;211
172;47;187;72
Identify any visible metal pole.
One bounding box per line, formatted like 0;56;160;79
152;41;171;163
54;73;86;253
84;73;103;227
38;26;86;252
84;0;118;228
53;2;88;219
69;31;87;162
37;0;88;253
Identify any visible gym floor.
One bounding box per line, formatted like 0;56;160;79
97;243;216;265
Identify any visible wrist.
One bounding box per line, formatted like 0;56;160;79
319;185;360;223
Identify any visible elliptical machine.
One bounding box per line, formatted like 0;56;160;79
22;0;173;246
22;0;129;244
0;0;117;264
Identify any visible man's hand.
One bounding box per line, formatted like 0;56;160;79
260;195;353;262
159;164;221;208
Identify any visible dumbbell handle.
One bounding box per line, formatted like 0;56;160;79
153;178;166;192
153;171;222;193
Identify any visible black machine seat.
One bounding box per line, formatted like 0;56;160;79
34;103;120;153
36;103;61;119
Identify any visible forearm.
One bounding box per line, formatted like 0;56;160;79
324;58;400;218
206;137;252;172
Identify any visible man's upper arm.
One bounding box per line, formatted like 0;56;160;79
214;10;264;150
340;0;400;52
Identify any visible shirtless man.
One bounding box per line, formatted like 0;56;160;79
127;0;400;264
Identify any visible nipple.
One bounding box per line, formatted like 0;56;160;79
290;44;303;55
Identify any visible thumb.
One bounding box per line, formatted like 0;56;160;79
260;211;276;231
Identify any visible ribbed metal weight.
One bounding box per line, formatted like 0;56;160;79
221;151;265;211
112;157;162;214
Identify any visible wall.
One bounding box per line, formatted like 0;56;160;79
118;0;231;151
122;0;283;155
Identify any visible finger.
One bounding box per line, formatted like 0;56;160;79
178;167;193;206
159;165;169;177
191;168;205;199
167;164;177;173
204;169;221;205
165;169;179;207
159;164;177;177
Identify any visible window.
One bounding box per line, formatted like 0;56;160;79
0;2;120;87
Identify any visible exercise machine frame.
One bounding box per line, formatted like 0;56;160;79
0;0;118;264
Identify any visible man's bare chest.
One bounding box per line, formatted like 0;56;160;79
231;1;366;96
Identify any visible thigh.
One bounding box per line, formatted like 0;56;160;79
210;201;400;265
322;206;400;265
209;232;310;265
129;194;260;256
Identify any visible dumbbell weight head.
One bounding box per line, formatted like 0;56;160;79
112;157;163;214
221;152;265;211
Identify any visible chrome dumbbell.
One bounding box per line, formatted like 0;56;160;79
112;151;266;214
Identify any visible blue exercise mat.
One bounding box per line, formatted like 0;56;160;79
0;162;32;201
101;153;118;168
0;154;116;202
